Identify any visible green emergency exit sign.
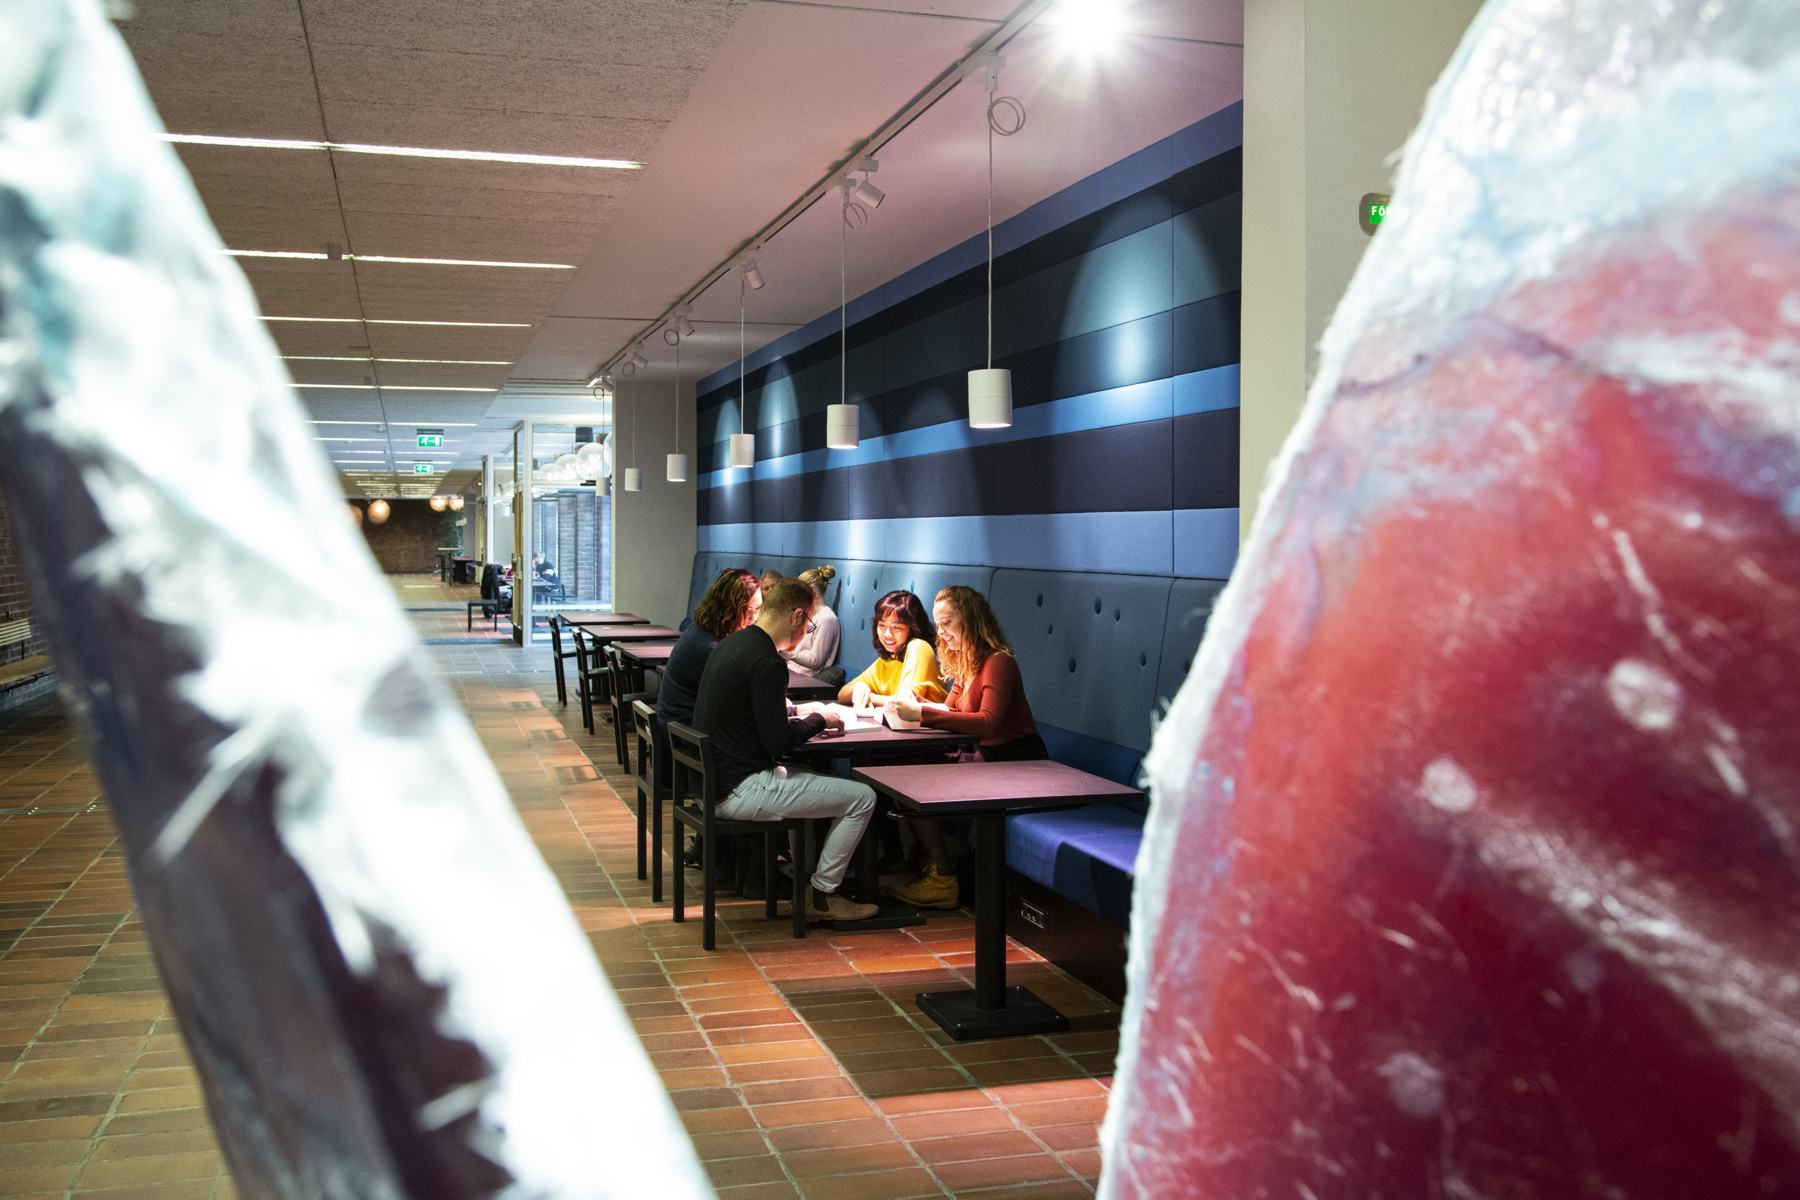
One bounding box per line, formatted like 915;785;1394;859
418;434;443;448
413;463;433;475
1359;192;1391;236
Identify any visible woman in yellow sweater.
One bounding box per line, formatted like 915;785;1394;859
837;590;946;707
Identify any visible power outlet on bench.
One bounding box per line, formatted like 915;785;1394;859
1017;897;1048;931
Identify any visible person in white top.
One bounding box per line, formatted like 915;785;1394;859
781;565;844;685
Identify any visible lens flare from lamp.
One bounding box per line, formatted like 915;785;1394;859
968;368;1013;428
429;496;448;512
1050;0;1127;52
666;453;688;483
574;440;609;478
826;404;860;449
729;433;755;469
367;499;391;524
348;503;362;525
623;467;641;492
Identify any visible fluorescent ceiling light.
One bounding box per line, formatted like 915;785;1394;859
227;249;572;270
262;317;533;327
285;356;512;365
316;437;388;442
163;133;641;170
296;384;496;392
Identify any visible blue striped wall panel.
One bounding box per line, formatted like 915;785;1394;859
697;104;1242;588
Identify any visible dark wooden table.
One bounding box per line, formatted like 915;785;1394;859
782;723;974;929
786;670;839;702
851;761;1143;1040
617;641;677;669
566;622;680;643
559;612;647;626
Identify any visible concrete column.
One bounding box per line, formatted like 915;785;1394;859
1239;0;1484;537
611;379;697;629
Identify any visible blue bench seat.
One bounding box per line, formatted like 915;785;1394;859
1006;805;1143;930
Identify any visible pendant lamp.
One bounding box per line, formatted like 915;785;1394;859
623;378;641;491
731;264;756;468
969;53;1024;429
826;178;861;449
667;338;688;483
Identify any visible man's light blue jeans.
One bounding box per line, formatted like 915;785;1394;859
716;767;876;894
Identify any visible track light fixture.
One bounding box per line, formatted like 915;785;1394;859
675;307;696;339
741;251;765;291
850;177;885;209
628;344;649;371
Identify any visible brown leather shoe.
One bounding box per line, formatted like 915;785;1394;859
812;888;878;923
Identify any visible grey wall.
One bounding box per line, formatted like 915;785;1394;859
612;379;697;629
1239;0;1484;536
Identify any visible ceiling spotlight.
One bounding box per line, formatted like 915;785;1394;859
628;345;649;370
662;326;680;346
851;177;884;209
675;309;696;339
741;253;765;291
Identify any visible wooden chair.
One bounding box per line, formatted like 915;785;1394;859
606;644;652;769
632;700;670;902
546;616;580;707
666;721;813;950
568;628;612;735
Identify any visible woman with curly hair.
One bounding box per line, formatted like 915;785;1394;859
657;568;761;730
887;585;1045;909
837;589;945;707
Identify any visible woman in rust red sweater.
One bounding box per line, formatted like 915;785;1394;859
887;586;1046;909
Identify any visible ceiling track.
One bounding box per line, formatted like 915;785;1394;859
588;0;1056;383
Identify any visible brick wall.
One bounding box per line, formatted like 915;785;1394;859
357;499;451;574
0;489;58;714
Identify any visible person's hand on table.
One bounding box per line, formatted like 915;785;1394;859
893;696;923;723
819;709;844;730
850;681;872;710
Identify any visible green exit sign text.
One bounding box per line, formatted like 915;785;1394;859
1359;192;1392;237
413;463;433;475
418;434;443;448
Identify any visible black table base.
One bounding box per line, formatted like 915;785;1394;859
917;985;1069;1041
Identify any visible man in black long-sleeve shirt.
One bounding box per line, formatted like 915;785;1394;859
692;578;878;923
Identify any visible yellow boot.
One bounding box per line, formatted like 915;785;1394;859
885;861;959;910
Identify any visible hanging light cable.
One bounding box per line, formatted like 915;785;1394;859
667;337;688;483
729;267;756;469
827;179;860;449
969;52;1025;429
622;375;640;491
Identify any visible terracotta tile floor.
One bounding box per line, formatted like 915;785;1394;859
0;622;1120;1197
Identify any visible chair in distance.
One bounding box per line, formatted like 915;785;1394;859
665;720;814;950
567;626;616;735
546;615;580;707
632;699;670;903
607;644;651;769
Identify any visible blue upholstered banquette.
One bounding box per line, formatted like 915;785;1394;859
686;554;1225;930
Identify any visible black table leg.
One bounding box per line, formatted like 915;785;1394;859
916;812;1068;1039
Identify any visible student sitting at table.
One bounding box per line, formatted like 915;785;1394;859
781;565;844;686
657;568;760;731
886;585;1045;910
837;590;946;708
693;578;880;924
758;569;782;596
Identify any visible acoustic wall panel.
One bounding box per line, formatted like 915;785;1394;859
695;110;1242;590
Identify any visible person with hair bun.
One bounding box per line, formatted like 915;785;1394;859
887;585;1045;910
781;565;843;686
838;590;944;708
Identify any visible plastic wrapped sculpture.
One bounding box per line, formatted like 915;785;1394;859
1103;1;1800;1196
0;2;711;1196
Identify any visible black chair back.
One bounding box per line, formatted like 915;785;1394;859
665;720;715;812
633;699;667;901
546;615;576;706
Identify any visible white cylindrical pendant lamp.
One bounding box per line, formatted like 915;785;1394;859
729;432;756;468
666;453;688;482
968;368;1013;428
826;403;860;449
623;467;641;492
